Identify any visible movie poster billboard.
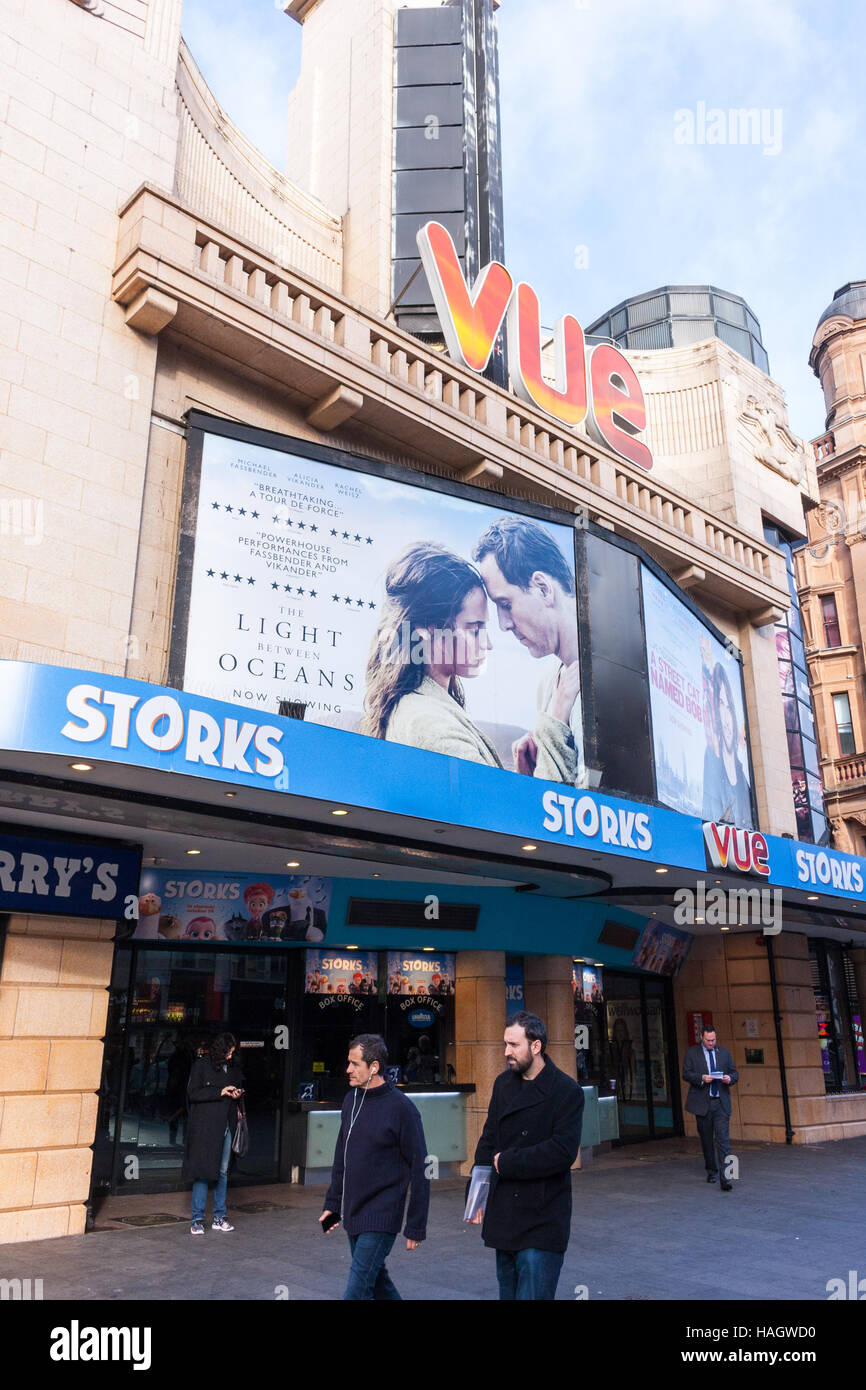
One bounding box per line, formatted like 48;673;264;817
304;949;378;995
180;428;584;785
632;920;692;977
386;952;455;996
641;566;753;826
134;869;331;944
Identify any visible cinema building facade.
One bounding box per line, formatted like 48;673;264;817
2;0;866;1244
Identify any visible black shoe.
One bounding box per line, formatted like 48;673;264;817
706;1171;718;1183
720;1179;733;1192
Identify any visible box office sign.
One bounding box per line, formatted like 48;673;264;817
0;833;141;918
134;869;332;944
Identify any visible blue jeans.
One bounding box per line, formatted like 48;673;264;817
343;1233;401;1300
191;1128;232;1223
496;1248;564;1300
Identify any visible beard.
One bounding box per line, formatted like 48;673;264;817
507;1052;534;1075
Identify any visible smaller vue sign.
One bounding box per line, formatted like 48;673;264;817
387;952;455;996
135;869;332;943
0;834;141;918
633;921;692;977
703;822;769;876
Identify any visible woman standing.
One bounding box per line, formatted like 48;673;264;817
183;1032;245;1235
361;541;502;764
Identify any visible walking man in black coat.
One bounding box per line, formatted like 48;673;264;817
682;1025;738;1191
471;1010;583;1300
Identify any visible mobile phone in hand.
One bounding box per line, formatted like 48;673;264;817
320;1212;340;1233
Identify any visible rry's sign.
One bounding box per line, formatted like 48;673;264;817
703;821;770;877
417;221;653;472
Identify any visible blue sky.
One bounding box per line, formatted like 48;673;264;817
182;0;864;440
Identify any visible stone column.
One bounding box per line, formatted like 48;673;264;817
522;955;576;1080
0;915;114;1243
455;951;506;1175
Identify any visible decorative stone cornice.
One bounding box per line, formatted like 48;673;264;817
112;183;788;619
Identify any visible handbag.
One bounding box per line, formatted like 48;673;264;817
231;1102;248;1158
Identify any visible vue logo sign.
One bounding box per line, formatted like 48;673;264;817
703;821;770;877
417;221;653;472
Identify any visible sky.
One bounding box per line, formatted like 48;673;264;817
181;0;865;441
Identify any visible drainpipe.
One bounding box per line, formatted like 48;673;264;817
765;935;795;1144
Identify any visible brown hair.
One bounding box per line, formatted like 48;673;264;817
360;541;485;740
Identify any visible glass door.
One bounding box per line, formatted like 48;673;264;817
98;946;295;1194
601;971;680;1141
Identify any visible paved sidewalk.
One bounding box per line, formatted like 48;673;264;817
3;1137;864;1300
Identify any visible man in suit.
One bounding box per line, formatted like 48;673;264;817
470;1011;584;1300
682;1026;739;1191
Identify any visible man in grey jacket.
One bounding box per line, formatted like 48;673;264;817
682;1026;738;1191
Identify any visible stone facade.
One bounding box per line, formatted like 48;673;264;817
0;915;115;1241
0;0;853;1242
797;289;866;855
673;929;866;1144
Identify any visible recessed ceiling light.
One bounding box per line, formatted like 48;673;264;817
651;911;657;916
522;844;537;852
286;861;300;868
696;917;704;923
186;848;201;855
372;873;381;878
331;808;349;816
806;895;819;901
422;946;435;952
69;762;92;771
225;791;236;798
720;925;731;932
344;945;359;950
714;880;721;885
654;867;668;874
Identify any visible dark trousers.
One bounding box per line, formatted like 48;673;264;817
343;1233;401;1301
495;1249;564;1301
697;1098;731;1175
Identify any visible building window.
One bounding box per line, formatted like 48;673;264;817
810;941;866;1094
820;594;842;648
833;692;856;757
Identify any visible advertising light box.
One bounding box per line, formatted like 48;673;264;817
174;420;757;832
135;869;332;944
642;567;753;826
178;424;585;788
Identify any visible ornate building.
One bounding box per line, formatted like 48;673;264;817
798;284;866;856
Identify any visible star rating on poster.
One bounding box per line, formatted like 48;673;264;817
211;498;372;545
330;594;377;610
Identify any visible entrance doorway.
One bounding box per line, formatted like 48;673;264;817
94;945;297;1194
599;972;681;1141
